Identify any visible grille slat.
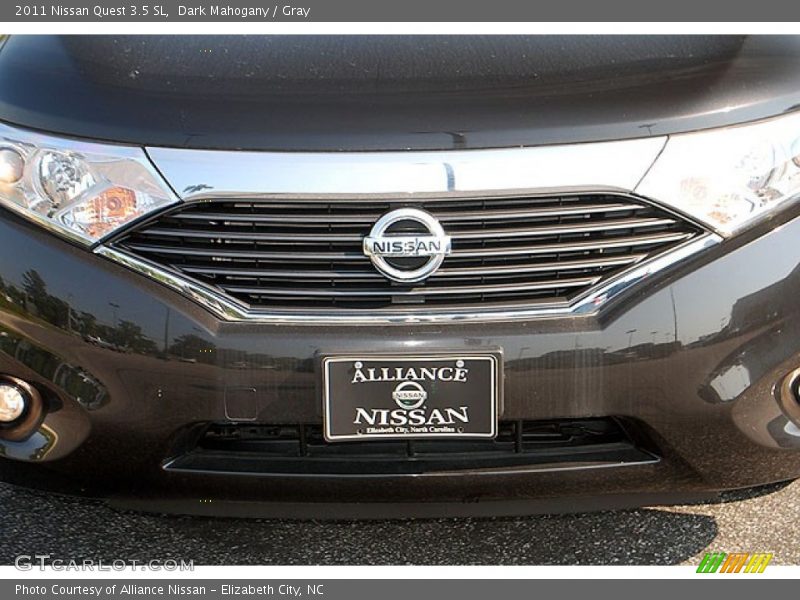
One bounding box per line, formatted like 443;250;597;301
135;216;675;243
219;276;601;298
451;217;676;239
177;254;646;281
450;232;695;258
124;243;365;261
123;231;694;262
137;228;365;242
168;201;637;224
113;194;704;312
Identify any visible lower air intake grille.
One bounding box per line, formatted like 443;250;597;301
165;419;659;476
112;194;704;313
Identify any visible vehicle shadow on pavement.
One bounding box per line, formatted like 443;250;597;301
712;481;792;503
0;482;732;565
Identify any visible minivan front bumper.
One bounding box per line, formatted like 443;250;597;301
2;201;800;517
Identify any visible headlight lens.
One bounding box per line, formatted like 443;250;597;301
637;111;800;236
0;123;177;244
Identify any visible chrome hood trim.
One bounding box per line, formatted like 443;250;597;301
144;138;667;200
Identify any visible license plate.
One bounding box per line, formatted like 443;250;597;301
322;354;500;441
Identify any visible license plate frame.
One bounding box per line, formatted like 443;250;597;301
322;353;501;442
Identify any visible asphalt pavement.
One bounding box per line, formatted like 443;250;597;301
2;480;798;566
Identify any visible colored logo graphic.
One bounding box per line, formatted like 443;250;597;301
696;552;773;573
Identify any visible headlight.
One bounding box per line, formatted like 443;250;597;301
3;114;800;245
637;111;800;236
0;123;177;245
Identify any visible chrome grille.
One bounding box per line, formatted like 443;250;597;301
111;194;705;312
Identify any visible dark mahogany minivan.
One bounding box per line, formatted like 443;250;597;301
1;35;800;517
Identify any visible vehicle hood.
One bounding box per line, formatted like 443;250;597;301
1;35;800;151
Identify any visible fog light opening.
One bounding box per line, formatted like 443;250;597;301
0;382;28;423
0;376;44;440
791;379;800;406
777;368;800;426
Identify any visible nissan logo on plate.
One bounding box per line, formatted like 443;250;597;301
391;381;428;409
363;208;452;282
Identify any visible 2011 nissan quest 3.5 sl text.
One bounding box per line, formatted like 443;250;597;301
2;35;800;517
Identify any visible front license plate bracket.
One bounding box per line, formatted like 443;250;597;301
322;354;501;442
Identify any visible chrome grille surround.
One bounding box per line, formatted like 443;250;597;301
104;192;712;321
95;140;721;324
